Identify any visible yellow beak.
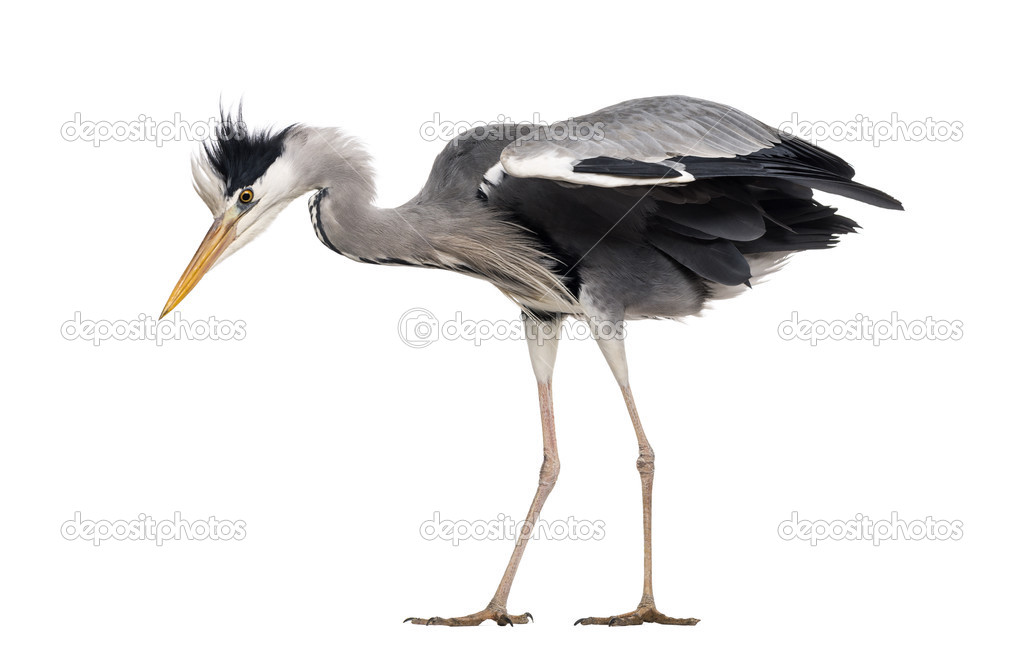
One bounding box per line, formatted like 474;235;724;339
160;208;241;319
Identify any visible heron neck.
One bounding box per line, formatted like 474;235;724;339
309;169;454;267
292;128;571;308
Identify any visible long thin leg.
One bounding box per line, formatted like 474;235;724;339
485;373;558;614
576;333;699;627
406;314;562;626
623;384;656;607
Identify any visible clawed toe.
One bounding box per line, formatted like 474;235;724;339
404;608;533;626
575;605;699;626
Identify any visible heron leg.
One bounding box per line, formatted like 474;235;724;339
405;314;562;626
575;333;699;627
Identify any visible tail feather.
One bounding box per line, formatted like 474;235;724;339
670;136;904;210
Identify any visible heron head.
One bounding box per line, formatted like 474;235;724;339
160;112;304;319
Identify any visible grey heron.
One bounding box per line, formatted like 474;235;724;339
161;95;902;626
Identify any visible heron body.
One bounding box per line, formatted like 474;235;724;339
164;95;902;626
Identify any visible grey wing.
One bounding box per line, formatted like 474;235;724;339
499;95;902;209
481;96;904;292
500;96;777;185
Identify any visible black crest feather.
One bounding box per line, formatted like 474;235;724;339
204;105;295;196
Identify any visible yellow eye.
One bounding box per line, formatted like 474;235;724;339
239;189;254;204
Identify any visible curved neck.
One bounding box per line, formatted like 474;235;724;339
289;126;573;307
289;127;443;264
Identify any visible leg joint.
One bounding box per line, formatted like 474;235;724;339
636;445;655;476
539;453;560;487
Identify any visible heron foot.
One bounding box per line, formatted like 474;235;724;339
404;606;533;627
574;603;699;627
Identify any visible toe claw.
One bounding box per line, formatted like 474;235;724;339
574;607;699;627
405;608;535;627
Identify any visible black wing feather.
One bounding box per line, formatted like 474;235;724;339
573;136;904;210
482;126;899;289
647;229;753;286
572;156;685;179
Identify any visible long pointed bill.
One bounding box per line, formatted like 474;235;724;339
160;209;240;319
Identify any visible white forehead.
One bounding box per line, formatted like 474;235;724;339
190;140;300;215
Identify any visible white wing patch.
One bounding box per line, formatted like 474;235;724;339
478;162;508;198
500;147;695;188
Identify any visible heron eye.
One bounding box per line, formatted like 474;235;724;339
239;189;254;204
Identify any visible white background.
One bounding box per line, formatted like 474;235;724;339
1;1;1020;656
